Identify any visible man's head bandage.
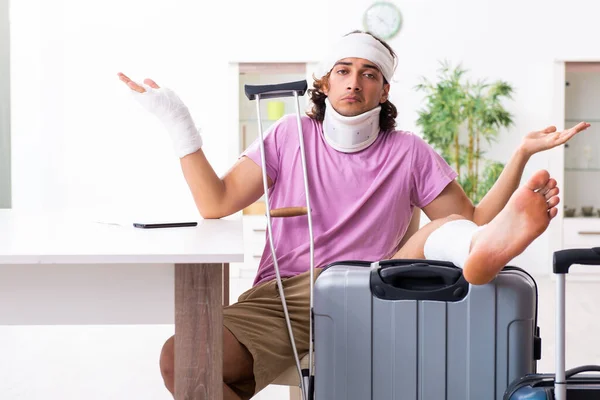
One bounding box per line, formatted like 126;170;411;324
321;32;396;83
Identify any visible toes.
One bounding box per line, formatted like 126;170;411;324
526;170;551;191
549;207;558;219
545;187;559;200
547;196;560;209
540;178;557;194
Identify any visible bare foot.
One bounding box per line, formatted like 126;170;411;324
463;170;559;285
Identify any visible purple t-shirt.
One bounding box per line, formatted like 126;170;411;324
241;114;457;286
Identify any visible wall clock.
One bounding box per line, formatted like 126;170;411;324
363;2;403;40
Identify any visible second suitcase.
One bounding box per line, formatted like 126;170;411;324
313;259;541;400
504;248;600;400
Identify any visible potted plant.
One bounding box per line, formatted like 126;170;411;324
415;60;514;204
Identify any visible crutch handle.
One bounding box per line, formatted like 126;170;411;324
269;207;308;218
245;80;308;100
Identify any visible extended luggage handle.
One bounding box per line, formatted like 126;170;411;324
565;365;600;379
370;261;469;301
553;247;600;274
552;247;600;400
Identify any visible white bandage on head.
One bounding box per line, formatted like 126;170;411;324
321;32;396;83
423;219;486;269
131;84;203;158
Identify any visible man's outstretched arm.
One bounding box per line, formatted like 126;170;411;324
423;122;589;225
181;152;269;219
118;72;271;219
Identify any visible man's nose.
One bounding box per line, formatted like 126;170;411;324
346;74;362;91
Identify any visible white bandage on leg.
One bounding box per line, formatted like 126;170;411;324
131;84;203;158
423;219;486;269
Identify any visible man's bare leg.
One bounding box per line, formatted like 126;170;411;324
223;383;243;400
390;169;559;285
159;327;254;400
392;213;466;260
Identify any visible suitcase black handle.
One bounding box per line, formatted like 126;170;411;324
566;365;600;378
379;263;462;287
244;80;308;100
553;248;600;274
370;262;469;301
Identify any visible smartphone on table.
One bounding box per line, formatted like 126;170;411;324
133;221;198;229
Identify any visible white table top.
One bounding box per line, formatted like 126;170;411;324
0;209;244;264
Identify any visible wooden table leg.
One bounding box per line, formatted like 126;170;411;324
223;263;229;306
175;263;223;400
289;386;302;400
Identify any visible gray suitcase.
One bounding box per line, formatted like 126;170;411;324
313;259;541;400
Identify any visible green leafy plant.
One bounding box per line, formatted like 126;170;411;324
415;61;514;204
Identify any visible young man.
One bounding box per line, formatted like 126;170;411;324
118;31;588;400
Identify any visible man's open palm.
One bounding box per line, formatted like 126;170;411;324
521;122;590;156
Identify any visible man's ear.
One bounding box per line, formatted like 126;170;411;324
380;83;390;103
320;73;329;96
322;76;330;96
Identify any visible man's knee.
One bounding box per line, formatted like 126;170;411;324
158;329;254;390
443;213;467;223
223;327;254;384
159;336;175;392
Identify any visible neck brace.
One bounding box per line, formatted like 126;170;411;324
322;97;382;153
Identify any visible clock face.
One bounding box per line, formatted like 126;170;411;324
363;2;403;40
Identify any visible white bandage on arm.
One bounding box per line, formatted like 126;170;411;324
132;84;203;158
423;219;485;269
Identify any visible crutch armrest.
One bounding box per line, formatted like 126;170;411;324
245;80;308;100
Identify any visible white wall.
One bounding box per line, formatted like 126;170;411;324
0;0;9;208
11;0;600;272
7;0;600;398
9;0;332;217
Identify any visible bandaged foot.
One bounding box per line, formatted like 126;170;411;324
425;169;559;285
131;82;203;158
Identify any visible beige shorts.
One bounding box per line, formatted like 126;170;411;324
223;268;322;399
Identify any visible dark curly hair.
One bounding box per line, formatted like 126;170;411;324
306;30;398;131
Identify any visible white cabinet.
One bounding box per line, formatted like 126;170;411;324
242;215;267;278
563;66;600;215
562;218;600;275
549;62;600;277
563;218;600;248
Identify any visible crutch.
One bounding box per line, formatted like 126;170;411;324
244;80;315;400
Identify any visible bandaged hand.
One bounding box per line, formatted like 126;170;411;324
118;72;203;158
